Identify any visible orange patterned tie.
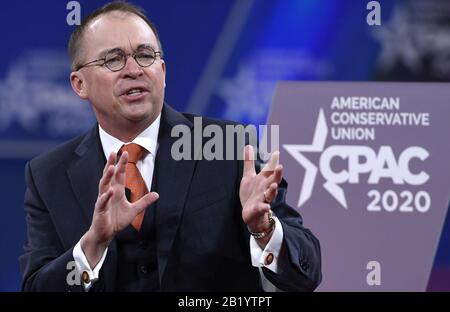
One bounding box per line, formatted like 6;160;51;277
120;143;148;231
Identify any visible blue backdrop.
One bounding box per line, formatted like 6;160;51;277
1;0;449;291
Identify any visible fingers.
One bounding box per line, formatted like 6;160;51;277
132;192;159;214
251;163;282;206
264;182;278;203
261;163;283;189
98;152;117;195
261;151;279;173
95;188;113;213
114;151;128;185
103;152;116;175
272;164;283;185
243;145;256;178
99;164;115;195
256;202;271;215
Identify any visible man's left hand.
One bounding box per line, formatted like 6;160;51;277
240;145;283;245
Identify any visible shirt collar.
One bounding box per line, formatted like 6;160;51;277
98;113;161;159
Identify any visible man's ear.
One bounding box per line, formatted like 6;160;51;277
161;59;166;88
70;71;88;99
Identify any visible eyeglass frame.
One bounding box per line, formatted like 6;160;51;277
75;46;162;72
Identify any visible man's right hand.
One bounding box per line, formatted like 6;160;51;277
81;151;159;269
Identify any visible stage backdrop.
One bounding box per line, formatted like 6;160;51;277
2;0;450;291
268;81;450;291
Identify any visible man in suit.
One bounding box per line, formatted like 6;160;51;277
20;1;321;291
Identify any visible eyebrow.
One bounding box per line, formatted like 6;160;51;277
97;47;122;59
97;44;157;58
136;44;157;51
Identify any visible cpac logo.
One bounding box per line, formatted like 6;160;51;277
283;109;429;209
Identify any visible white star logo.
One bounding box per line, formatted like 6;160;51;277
371;6;422;72
283;109;348;209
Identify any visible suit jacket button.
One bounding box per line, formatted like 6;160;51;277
138;241;148;250
81;271;90;283
140;265;148;274
265;253;274;265
301;261;310;272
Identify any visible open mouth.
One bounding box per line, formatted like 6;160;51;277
125;88;145;97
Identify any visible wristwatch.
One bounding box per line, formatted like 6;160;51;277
249;210;276;239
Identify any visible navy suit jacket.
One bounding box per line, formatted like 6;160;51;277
19;104;321;291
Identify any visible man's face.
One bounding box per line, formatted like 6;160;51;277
73;12;166;132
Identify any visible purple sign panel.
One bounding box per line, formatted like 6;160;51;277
268;82;450;291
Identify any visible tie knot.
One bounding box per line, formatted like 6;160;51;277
120;143;145;164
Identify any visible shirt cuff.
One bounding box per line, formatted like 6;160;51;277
249;215;284;274
73;239;108;291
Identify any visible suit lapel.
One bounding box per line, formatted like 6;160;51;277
155;105;196;283
66;106;197;286
66;125;117;290
67;126;105;226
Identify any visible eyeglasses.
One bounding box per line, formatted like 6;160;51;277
76;46;162;72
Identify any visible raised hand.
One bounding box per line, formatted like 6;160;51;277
81;151;159;268
240;145;283;244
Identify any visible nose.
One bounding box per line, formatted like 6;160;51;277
121;55;143;79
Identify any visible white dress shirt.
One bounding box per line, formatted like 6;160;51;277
72;114;283;291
